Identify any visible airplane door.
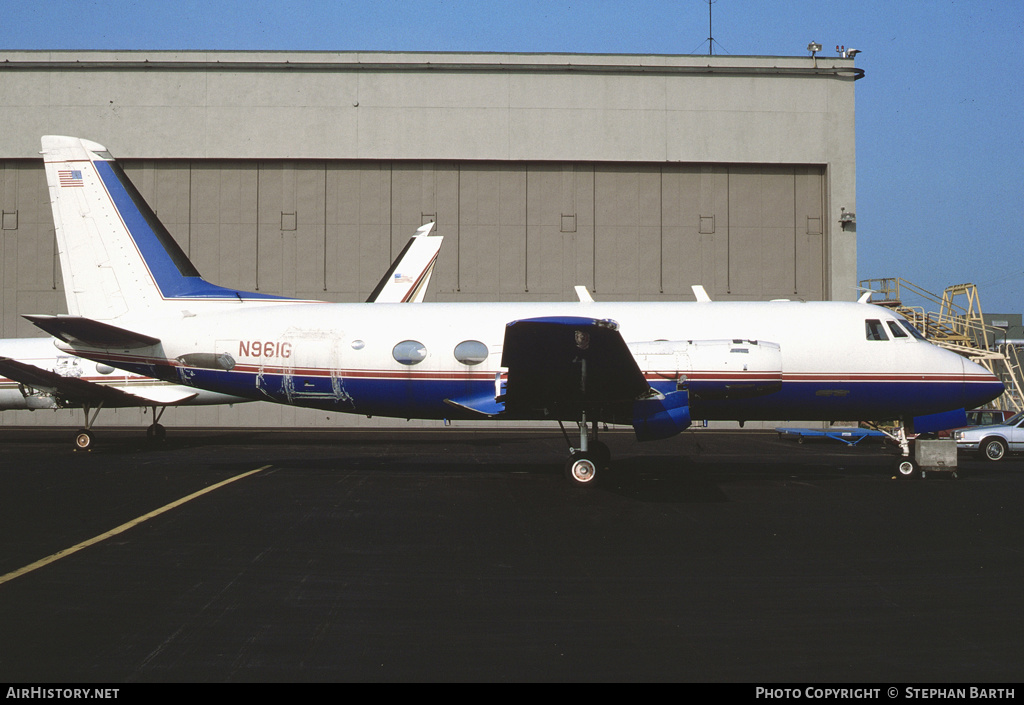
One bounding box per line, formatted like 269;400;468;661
275;330;354;410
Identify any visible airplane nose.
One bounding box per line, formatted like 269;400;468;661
962;356;1005;410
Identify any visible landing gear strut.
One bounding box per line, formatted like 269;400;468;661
891;424;920;479
560;411;611;487
73;402;104;451
866;422;920;479
71;402;171;450
146;405;167;442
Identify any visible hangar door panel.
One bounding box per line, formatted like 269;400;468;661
661;166;729;300
794;167;825;299
525;164;586;298
187;162;259;296
727;166;824;299
593;166;662;299
0;161;64;338
389;163;459;298
457;164;526;298
256;162;325;300
325;163;391;300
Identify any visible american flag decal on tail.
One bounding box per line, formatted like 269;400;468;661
58;169;84;187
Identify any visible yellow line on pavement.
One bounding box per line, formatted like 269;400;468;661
0;465;271;587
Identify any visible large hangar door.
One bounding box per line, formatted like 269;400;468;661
115;160;826;308
594;164;825;302
456;163;592;301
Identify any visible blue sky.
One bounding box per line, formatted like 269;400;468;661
6;1;1024;312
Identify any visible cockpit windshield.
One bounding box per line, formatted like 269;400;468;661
886;321;908;338
864;316;929;342
865;319;888;341
897;318;928;340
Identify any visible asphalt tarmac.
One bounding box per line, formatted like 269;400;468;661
0;427;1021;683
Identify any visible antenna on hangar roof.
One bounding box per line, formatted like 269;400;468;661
692;0;730;56
706;0;716;55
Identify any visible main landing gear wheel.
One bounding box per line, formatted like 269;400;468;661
565;452;600;486
559;415;612;487
74;429;94;451
73;402;104;451
146;423;166;442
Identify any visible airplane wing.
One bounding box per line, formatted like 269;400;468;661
499;316;652;414
445;316;652;418
0;357;197;407
366;222;443;303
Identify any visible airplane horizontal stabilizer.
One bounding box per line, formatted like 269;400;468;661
108;384;199;405
0;357;196;407
23;315;160;349
500;316;649;413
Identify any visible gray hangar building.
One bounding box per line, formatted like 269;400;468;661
0;50;862;430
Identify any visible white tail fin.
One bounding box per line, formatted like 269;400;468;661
366;222;443;303
41;136;292;323
42;137;443;322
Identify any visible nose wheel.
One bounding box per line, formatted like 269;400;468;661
896;458;919;479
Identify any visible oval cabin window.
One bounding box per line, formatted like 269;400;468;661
392;340;427;365
454;340;488;366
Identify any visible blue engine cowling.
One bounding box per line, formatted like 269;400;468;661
911;407;968;435
632;390;692;442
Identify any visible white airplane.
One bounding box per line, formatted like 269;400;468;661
0;215;442;449
27;136;1004;484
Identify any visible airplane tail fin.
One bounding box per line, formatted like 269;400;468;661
41;136;290;323
366;222;442;303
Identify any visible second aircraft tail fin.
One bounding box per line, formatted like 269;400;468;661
366;222;443;303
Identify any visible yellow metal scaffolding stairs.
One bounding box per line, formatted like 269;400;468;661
860;277;1024;412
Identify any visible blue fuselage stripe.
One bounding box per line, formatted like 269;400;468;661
123;362;1003;423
